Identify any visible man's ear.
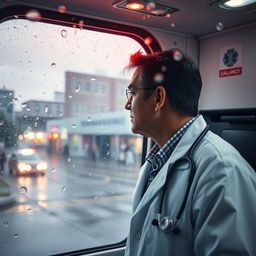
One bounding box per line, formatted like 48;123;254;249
154;86;166;111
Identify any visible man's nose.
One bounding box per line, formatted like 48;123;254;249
125;99;131;110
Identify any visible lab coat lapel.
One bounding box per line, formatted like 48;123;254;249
132;115;207;217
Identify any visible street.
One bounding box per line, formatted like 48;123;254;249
0;151;139;256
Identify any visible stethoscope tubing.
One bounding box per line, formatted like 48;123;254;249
154;125;210;233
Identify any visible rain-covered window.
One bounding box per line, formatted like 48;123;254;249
0;16;145;255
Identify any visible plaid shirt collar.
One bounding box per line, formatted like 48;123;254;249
146;116;197;171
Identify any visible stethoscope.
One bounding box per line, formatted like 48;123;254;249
151;125;210;235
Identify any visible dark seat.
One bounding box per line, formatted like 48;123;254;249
200;108;256;171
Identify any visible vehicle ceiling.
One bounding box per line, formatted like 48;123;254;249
0;0;256;37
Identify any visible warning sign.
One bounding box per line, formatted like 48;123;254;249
219;46;242;78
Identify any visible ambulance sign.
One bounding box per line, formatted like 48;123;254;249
219;46;242;78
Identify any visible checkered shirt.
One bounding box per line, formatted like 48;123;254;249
145;116;197;189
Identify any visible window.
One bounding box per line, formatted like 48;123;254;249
0;16;148;255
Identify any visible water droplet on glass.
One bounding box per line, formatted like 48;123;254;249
165;13;171;18
26;107;31;112
78;20;84;29
161;66;167;72
51;63;56;68
51;168;56;173
173;50;183;61
12;98;18;104
72;164;76;168
27;208;32;213
106;151;110;156
0;120;4;126
153;73;164;83
94;196;98;200
4;221;8;227
25;9;41;21
23;115;28;119
20;186;27;194
67;158;71;162
67;218;72;223
21;103;27;108
62;186;66;192
90;78;96;81
14;15;19;19
68;95;72;99
170;23;176;28
44;105;49;113
58;5;67;13
75;86;80;92
61;30;67;38
87;117;92;122
216;22;224;31
72;124;76;128
146;2;156;11
88;172;92;176
14;234;19;239
144;37;152;46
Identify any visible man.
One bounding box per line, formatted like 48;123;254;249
124;49;256;256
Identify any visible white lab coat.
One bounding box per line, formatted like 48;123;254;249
125;115;256;256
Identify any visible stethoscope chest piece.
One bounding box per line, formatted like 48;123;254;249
159;217;180;234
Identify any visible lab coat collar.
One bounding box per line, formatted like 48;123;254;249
132;115;207;217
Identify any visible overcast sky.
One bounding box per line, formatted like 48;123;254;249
0;18;143;111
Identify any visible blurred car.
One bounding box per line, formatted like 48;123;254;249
8;149;47;175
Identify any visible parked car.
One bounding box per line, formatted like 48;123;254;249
8;149;47;175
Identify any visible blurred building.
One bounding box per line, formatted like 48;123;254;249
0;87;14;121
64;71;128;118
15;99;64;131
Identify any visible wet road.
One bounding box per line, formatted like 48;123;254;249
0;153;138;256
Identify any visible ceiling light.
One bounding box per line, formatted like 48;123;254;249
224;0;256;7
113;0;179;17
126;0;144;10
210;0;256;10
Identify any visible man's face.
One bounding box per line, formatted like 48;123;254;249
125;68;155;137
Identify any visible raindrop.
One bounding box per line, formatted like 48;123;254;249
44;105;49;113
14;234;19;239
75;85;80;92
161;66;167;72
173;50;183;61
90;78;96;81
144;37;153;46
153;73;164;83
20;186;27;194
59;112;64;117
72;124;76;128
25;9;41;21
14;15;19;19
51;168;56;173
67;218;72;223
62;186;66;192
58;5;67;13
23;115;28;119
21;103;27;108
12;98;18;104
94;196;98;200
78;20;84;29
106;151;110;156
87;117;92;122
68;95;72;99
146;2;156;11
61;30;67;38
72;164;76;168
26;107;31;112
67;158;71;162
88;172;92;176
170;23;176;28
27;208;32;213
0;120;4;126
3;221;8;227
216;22;224;31
51;63;56;68
165;13;171;18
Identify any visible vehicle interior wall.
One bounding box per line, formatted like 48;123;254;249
148;28;199;65
199;23;256;110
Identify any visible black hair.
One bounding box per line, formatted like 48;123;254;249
127;49;202;116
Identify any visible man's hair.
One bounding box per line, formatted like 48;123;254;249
128;49;202;116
